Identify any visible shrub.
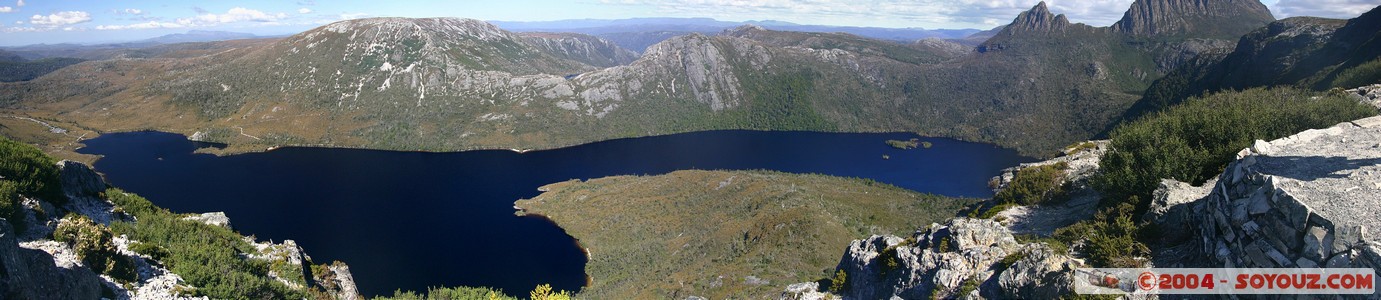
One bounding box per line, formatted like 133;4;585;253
529;284;571;300
0;137;62;204
53;214;137;282
993;162;1068;206
0;180;22;228
1053;202;1148;268
1332;58;1381;88
829;269;848;292
127;241;170;262
105;190;302;299
375;286;520;300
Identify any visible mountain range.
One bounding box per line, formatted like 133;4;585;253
0;0;1320;158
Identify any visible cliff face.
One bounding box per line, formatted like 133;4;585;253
1130;5;1381;126
1111;0;1275;38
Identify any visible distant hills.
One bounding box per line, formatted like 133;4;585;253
133;30;259;44
4;0;1366;158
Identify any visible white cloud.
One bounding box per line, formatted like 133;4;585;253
0;6;11;13
123;8;144;15
96;21;185;30
298;7;312;14
176;7;287;26
15;0;22;7
1273;0;1379;18
30;11;91;26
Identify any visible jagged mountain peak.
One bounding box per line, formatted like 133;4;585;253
1111;0;1274;38
1006;1;1071;33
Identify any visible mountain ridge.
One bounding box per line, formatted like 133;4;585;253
0;1;1293;157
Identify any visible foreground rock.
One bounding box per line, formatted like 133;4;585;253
0;160;360;299
1189;116;1381;271
991;141;1108;235
780;218;1078;299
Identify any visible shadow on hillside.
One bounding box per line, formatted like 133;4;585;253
1257;155;1381;182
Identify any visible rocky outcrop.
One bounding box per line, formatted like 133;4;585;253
182;212;231;228
0;219;103;299
519;32;640;68
1111;0;1274;38
1347;84;1381;109
1005;2;1071;33
1191;116;1381;271
990;141;1108;236
781;218;1079;299
56;161;120;226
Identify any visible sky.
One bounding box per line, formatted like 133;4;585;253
0;0;1378;46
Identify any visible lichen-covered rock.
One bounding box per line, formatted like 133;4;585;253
996;244;1075;299
791;218;1076;300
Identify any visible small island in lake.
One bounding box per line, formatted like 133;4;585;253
886;138;932;150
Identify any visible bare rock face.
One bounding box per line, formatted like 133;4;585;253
1111;0;1275;38
56;161;120;225
519;32;639;68
791;218;1078;300
1194;116;1381;271
1006;2;1071;33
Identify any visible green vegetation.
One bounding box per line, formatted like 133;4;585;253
375;284;578;300
886;138;920;149
1332;58;1381;88
994;162;1068;206
956;277;980;298
1053;203;1148;268
1095;87;1376;207
514;170;977;299
0;181;22;229
828;269;848;292
376;286;516;300
969;162;1069;219
53;214;137;282
105;189;304;299
1061;87;1378;268
0;137;63;206
1066;141;1098;155
0;57;86;82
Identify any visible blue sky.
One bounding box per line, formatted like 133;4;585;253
1;0;1377;46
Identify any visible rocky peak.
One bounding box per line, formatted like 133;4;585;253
1111;0;1274;38
1006;1;1071;33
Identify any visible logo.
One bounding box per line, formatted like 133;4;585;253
1138;271;1157;291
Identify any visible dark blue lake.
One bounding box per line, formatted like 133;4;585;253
77;130;1033;297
